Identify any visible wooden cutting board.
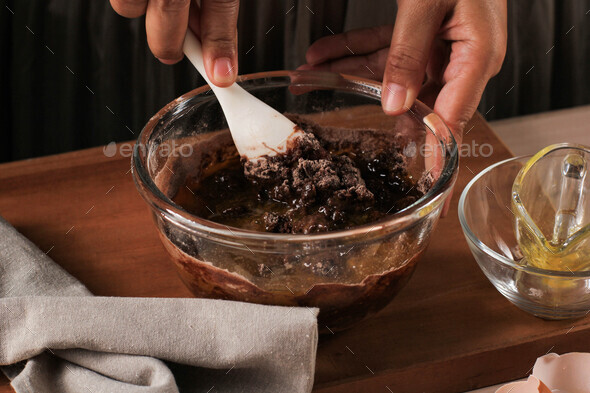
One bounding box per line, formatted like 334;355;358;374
1;112;589;393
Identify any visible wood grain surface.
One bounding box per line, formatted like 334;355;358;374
490;104;590;156
1;112;589;393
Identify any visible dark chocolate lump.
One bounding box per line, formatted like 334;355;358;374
244;132;375;234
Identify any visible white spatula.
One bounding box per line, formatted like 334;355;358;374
183;30;302;160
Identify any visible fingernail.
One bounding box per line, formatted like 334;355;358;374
383;83;407;113
297;64;313;71
213;57;235;85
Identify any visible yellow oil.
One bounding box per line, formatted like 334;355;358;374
516;218;590;272
513;145;590;273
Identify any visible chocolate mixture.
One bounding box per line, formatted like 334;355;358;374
243;131;376;233
176;117;427;234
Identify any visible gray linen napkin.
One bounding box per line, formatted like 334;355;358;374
0;217;318;393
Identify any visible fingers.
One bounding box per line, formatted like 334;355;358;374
381;1;447;116
434;68;486;141
145;0;191;64
433;3;507;139
200;0;239;87
110;0;148;18
188;1;201;38
298;48;389;81
111;0;241;75
305;26;393;66
434;40;502;140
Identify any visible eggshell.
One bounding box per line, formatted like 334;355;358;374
495;376;551;393
533;352;590;393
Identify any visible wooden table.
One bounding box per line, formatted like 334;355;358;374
490;104;590;157
2;113;590;393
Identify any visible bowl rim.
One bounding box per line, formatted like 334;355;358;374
132;70;459;242
458;155;590;279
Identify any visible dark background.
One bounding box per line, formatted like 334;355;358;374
1;0;589;163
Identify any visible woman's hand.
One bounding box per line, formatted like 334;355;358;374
300;0;507;141
110;0;239;87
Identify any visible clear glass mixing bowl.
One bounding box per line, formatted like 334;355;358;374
459;156;590;320
132;70;458;331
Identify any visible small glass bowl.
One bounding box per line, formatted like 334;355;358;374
132;70;458;331
459;156;590;320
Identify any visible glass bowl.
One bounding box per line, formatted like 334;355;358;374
459;156;590;320
132;70;458;332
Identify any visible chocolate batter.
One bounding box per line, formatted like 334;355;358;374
177;117;426;234
158;110;438;331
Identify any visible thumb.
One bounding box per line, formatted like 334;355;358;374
382;2;447;115
200;0;240;87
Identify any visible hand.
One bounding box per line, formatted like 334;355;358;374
110;0;239;87
300;0;507;141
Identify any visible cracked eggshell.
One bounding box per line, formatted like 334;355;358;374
532;352;590;393
495;375;551;393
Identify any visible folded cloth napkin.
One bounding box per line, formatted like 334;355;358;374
0;217;318;393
